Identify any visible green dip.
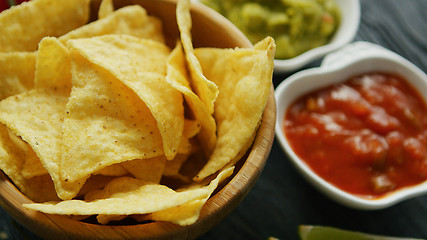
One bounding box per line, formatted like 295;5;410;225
200;0;341;59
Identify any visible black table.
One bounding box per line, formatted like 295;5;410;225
202;0;427;239
1;0;427;239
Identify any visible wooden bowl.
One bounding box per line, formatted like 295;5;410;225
0;0;276;239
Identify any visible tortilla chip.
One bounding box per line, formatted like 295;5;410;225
60;50;164;183
35;37;72;92
0;0;90;52
163;154;190;178
176;0;218;115
121;157;166;183
183;119;201;139
0;88;87;200
21;143;47;179
194;37;275;180
4;127;47;179
68;35;184;161
0;52;35;100
0;88;89;200
59;5;165;44
0;123;59;202
23;167;234;226
166;42;216;156
98;0;114;19
143;166;234;225
77;175;117;197
94;164;128;177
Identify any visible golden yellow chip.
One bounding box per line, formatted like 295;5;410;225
0;0;276;227
98;0;114;19
163;154;190;179
21;142;47;179
67;34;184;161
0;123;58;202
94;164;128;177
177;0;219;115
4;123;47;179
0;52;35;100
76;175;116;198
0;88;87;200
194;37;275;180
60;51;164;184
35;37;72;92
0;0;90;52
59;5;165;44
6;128;47;179
166;42;217;156
121;157;167;183
141;166;234;225
23;166;234;226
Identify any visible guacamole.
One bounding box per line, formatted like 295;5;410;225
200;0;341;59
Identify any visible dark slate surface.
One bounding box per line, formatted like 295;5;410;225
1;0;427;239
202;0;427;239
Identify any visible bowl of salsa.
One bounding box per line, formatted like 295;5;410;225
275;41;427;209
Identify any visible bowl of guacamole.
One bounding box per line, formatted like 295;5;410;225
199;0;360;72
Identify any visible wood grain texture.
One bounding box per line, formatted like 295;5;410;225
0;0;275;239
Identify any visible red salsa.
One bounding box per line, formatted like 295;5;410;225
284;72;427;199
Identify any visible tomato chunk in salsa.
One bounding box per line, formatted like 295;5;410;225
284;72;427;199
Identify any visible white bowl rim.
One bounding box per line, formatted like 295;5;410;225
275;41;427;210
274;0;361;73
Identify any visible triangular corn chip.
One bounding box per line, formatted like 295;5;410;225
166;42;216;156
0;123;59;202
0;88;86;200
60;50;164;183
59;5;164;44
194;37;275;180
0;52;35;100
23;167;234;225
35;37;72;92
67;35;184;160
176;0;219;115
98;0;114;19
0;0;90;52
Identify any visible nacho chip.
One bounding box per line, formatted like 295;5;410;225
98;0;114;19
0;123;59;202
163;154;190;179
176;0;219;115
59;5;165;44
77;175;117;197
0;52;35;100
166;42;216;156
0;0;90;52
68;35;184;161
94;164;128;177
135;166;234;225
60;51;164;183
5;128;47;179
23;167;234;226
0;88;87;200
194;37;275;180
121;157;167;183
35;37;72;92
21;142;47;179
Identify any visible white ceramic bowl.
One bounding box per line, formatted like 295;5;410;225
275;41;427;210
274;0;360;73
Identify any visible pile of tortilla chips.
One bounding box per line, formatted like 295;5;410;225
0;0;275;226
